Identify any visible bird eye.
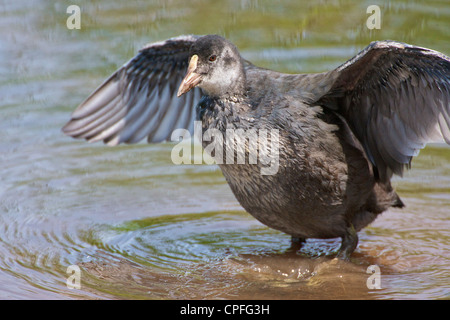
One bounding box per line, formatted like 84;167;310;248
208;55;217;62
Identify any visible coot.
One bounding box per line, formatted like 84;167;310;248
63;35;450;260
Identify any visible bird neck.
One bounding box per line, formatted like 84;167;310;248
225;68;247;99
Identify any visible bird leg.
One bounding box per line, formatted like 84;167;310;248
336;224;358;260
291;236;306;244
288;236;306;252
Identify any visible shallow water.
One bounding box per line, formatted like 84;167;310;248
0;0;449;300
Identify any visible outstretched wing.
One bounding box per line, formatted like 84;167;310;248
62;35;202;145
322;40;450;181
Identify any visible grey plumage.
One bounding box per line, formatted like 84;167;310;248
322;41;450;181
63;35;450;260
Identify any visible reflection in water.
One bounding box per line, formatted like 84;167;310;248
0;0;448;299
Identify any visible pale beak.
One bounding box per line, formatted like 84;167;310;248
177;54;202;97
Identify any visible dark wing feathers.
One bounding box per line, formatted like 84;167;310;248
62;35;201;145
322;40;450;181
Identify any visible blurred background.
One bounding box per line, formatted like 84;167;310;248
0;0;449;299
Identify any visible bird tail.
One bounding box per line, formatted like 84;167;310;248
391;192;405;208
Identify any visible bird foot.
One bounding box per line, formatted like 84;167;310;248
336;224;358;261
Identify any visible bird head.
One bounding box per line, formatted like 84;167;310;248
177;35;245;98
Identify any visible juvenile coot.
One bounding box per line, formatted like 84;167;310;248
63;35;450;260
